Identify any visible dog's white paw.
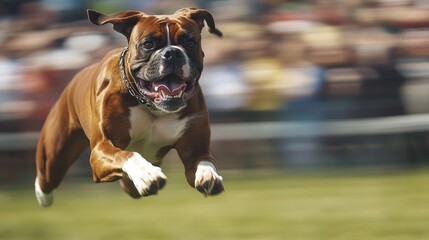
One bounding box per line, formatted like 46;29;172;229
194;161;224;196
122;153;167;196
35;177;54;207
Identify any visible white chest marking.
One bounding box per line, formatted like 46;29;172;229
127;106;192;162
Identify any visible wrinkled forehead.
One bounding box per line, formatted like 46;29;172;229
131;15;200;42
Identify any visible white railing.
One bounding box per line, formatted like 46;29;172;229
1;113;429;150
210;113;429;141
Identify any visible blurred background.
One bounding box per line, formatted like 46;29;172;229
2;0;429;181
2;0;429;239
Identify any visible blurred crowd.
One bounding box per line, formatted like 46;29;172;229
1;0;429;127
1;0;429;179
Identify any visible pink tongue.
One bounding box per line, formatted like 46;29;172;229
152;77;186;95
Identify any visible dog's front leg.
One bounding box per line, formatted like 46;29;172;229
175;123;224;196
194;159;224;196
176;149;224;196
90;141;167;196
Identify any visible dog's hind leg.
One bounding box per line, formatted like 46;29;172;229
35;107;88;207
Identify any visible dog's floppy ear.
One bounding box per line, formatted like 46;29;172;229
87;9;143;41
175;8;223;37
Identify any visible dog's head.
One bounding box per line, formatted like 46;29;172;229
88;8;222;112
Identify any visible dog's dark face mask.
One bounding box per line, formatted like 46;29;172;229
88;8;222;113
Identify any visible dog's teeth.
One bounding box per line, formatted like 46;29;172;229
155;85;159;92
159;90;184;100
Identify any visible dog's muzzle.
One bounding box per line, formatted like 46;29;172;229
129;46;200;113
161;46;185;63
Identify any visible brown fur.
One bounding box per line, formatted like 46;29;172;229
35;8;224;201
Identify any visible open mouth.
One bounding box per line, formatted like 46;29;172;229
136;74;197;103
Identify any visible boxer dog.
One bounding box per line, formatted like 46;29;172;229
34;8;224;207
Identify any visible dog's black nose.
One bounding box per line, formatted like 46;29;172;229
162;47;184;61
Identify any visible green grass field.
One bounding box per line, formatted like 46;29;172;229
1;169;429;240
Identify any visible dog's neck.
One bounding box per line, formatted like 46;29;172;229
119;47;158;111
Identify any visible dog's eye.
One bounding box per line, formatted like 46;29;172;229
141;40;155;50
185;39;197;49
